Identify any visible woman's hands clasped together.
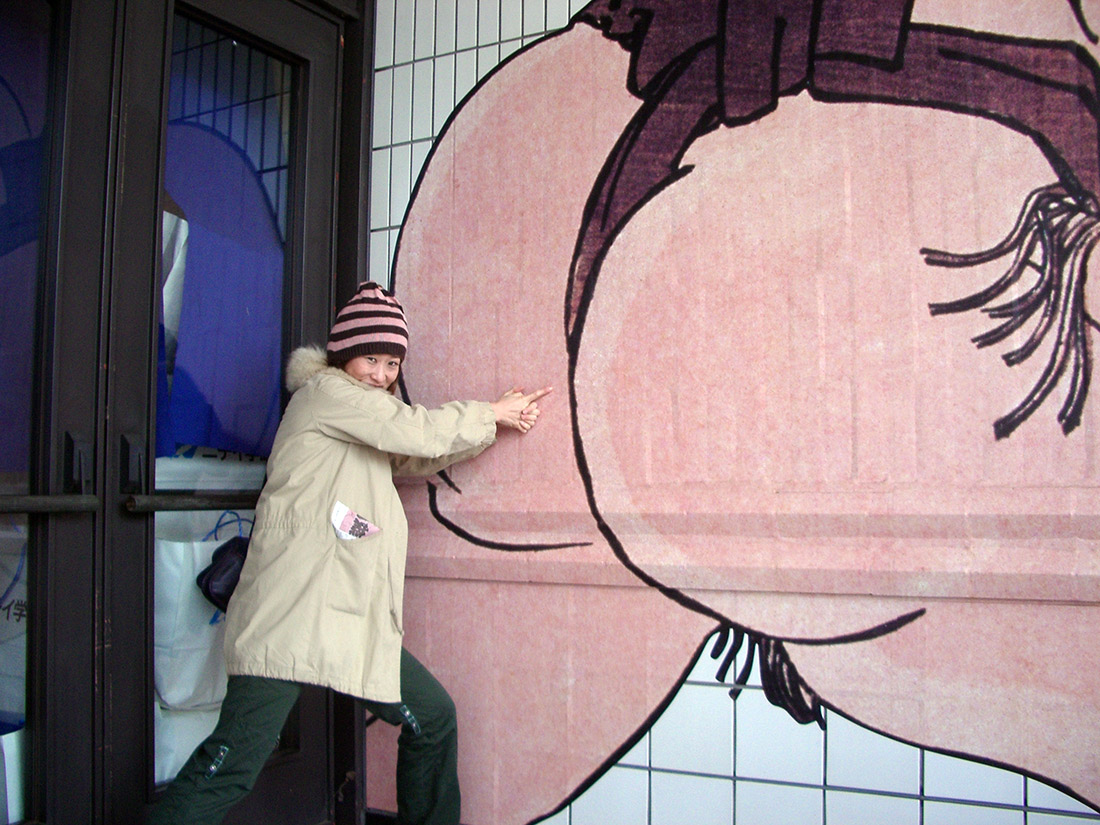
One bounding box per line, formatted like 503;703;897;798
491;386;553;433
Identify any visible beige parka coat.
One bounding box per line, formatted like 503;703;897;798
223;346;497;702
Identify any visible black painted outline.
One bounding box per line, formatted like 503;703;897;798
425;482;590;553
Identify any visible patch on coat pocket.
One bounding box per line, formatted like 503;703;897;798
331;501;380;540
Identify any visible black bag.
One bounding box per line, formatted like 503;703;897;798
195;535;249;613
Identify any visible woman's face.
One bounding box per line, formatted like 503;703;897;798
343;353;401;390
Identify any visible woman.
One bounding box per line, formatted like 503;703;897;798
149;282;551;825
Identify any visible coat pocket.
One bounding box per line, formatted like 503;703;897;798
325;534;385;616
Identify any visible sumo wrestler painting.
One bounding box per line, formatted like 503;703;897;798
365;1;1100;821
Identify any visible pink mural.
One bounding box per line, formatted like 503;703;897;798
368;1;1100;821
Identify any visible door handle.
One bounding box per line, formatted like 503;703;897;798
119;433;146;495
0;495;99;514
64;432;94;495
124;491;260;512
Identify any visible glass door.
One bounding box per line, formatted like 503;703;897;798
2;0;357;821
149;11;291;788
0;3;56;822
100;1;344;822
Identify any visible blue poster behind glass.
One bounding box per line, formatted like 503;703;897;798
0;4;49;481
158;122;283;458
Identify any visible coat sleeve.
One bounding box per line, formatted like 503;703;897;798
388;442;493;477
310;375;497;460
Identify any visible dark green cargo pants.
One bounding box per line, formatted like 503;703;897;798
147;648;460;825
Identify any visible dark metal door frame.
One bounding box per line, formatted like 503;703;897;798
19;2;120;821
104;1;347;822
0;0;374;822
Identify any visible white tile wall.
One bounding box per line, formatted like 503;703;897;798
537;806;570;825
387;228;400;276
617;732;648;769
374;0;395;67
500;37;522;62
414;0;436;60
454;49;478;110
651;771;733;825
924;801;1025;825
372;70;393;147
370;148;391;228
388;143;412;228
924;751;1024;806
735;687;824;785
432;54;455;133
685;640;727;682
650;683;733;776
1028;778;1097;815
410;142;432;199
500;0;522;41
477;0;498;45
546;0;572;29
369;228;392;286
825;711;920;794
435;0;456;53
411;61;434;140
390;63;413;143
368;0;585;280
392;0;415;64
1029;815;1100;825
825;789;921;825
455;0;477;51
736;781;823;825
569;766;648;825
522;0;546;34
476;45;499;80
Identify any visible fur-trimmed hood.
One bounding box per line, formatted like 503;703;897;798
286;345;399;395
285;345;332;393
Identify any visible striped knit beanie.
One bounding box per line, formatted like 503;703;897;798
326;282;409;364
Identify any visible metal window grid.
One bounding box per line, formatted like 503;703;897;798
169;14;291;239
